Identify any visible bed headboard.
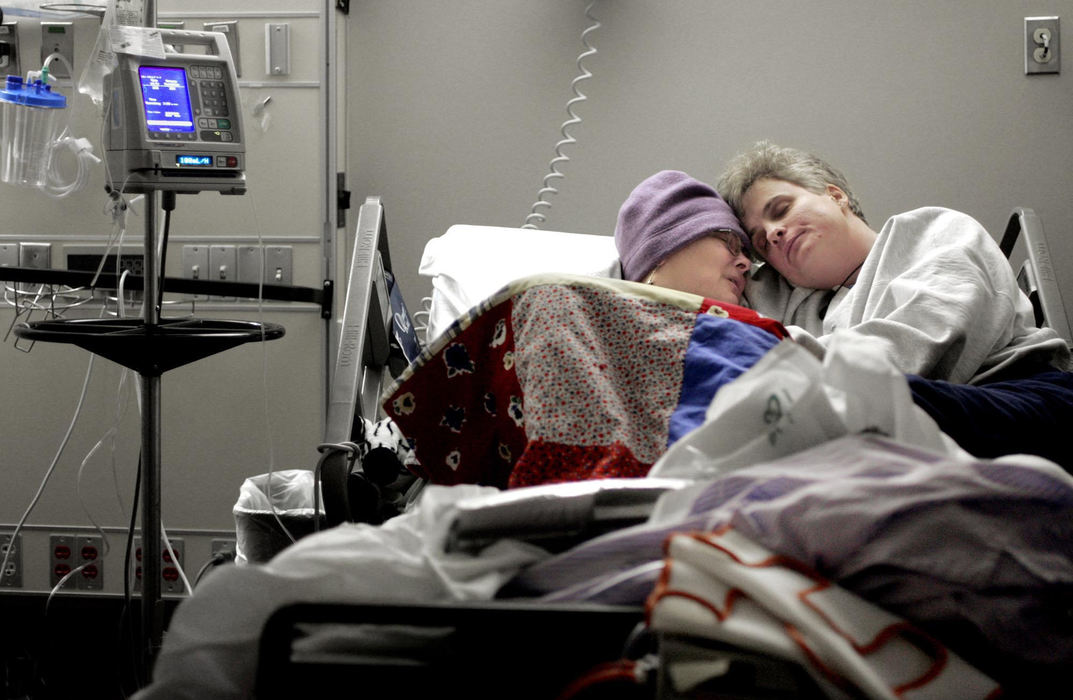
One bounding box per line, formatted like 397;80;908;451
1000;207;1072;346
419;224;621;342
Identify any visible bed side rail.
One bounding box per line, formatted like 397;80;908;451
325;196;393;443
1000;207;1072;346
255;601;644;700
319;197;394;526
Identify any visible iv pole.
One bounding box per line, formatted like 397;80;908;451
15;1;283;683
137;1;162;675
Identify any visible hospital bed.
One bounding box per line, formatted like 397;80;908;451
139;199;1073;700
1001;206;1072;346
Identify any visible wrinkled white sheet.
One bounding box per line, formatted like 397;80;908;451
135;328;1071;699
134;485;548;700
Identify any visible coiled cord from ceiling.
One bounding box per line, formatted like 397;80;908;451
522;0;600;229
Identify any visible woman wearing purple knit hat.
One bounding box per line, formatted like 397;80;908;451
614;170;752;305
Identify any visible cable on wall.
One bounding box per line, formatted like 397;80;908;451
522;0;600;229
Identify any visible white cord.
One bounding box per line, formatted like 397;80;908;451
413;296;432;346
161;525;193;596
3;351;97;596
522;1;600;229
242;186;296;544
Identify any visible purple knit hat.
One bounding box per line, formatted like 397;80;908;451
614;170;748;282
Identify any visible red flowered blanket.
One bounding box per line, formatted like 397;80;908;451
382;274;786;489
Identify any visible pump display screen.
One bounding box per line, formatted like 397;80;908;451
138;66;195;134
177;155;213;166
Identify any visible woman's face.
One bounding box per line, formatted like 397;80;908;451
648;232;751;304
740;178;869;289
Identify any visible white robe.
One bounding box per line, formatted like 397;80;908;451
744;207;1070;384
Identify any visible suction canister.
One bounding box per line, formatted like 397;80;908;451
0;75;66;188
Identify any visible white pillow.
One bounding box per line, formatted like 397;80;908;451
419;224;621;342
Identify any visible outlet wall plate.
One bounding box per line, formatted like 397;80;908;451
1025;16;1061;74
76;534;104;590
133;536;185;594
1;533;22;588
49;533;76;590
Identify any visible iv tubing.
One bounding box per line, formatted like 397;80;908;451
33;52;101;198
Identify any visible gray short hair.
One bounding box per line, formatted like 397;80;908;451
716;141;867;225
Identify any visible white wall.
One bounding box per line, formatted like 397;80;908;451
346;0;1073;328
0;1;333;594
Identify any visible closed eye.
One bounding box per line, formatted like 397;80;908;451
751;230;768;254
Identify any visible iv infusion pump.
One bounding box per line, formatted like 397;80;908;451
104;29;245;194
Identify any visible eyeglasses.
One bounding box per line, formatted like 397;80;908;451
713;230;751;260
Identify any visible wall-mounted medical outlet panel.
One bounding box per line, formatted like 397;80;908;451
40;21;74;79
1025;16;1060;74
1;532;22;588
204;20;241;76
0;22;20;79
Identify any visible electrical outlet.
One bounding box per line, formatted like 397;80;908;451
40;21;74;79
1025;16;1061;75
134;537;185;594
1;533;22;588
49;534;77;590
162;538;185;593
75;535;104;591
